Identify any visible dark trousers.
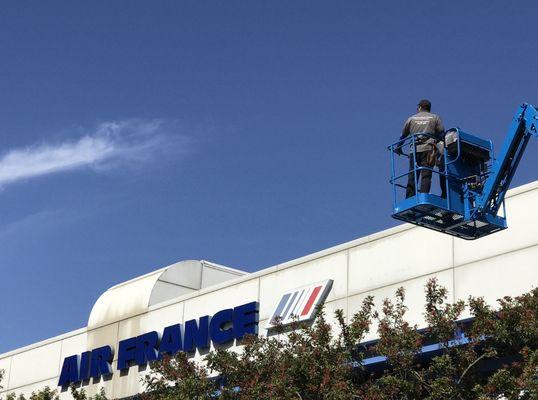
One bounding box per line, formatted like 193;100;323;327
439;158;447;199
406;151;432;198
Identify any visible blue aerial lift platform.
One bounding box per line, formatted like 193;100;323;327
389;103;538;240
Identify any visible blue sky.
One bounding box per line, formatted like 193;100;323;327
1;1;537;353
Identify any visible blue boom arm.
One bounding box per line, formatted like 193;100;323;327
389;102;537;240
476;103;538;216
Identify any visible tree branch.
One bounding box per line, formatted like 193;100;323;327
457;352;489;385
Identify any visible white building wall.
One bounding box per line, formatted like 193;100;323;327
1;181;537;399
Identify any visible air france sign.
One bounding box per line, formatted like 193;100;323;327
58;302;259;387
267;280;333;328
58;280;333;387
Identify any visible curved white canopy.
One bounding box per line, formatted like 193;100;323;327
88;260;246;329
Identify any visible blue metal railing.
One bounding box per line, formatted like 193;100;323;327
388;133;451;210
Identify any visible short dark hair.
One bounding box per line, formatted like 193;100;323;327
418;99;431;112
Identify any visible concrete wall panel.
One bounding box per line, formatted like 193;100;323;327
454;245;538;313
86;323;119;360
8;342;62;390
348;228;452;296
59;333;87;367
347;269;454;341
144;302;185;334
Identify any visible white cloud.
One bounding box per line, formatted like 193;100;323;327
0;120;189;187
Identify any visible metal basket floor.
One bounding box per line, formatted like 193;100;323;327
393;203;505;240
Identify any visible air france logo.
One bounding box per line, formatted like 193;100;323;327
58;301;259;388
267;280;333;328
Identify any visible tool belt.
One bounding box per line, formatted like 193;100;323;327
426;143;439;167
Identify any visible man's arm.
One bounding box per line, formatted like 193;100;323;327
396;118;411;155
401;118;411;139
435;116;445;134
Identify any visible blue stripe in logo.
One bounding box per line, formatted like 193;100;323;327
281;291;298;321
290;289;305;317
271;293;291;324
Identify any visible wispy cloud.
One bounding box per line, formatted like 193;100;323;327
0;209;76;239
0;120;190;187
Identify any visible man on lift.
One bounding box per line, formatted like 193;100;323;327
400;99;445;198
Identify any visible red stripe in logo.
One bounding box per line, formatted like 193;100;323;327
301;286;322;316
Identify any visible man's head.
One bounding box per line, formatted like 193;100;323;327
417;99;431;112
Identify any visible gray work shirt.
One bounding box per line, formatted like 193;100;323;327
401;111;445;152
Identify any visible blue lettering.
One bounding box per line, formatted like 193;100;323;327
183;316;209;352
159;324;183;358
135;331;159;365
233;302;259;340
58;355;79;387
117;337;137;370
209;309;234;344
79;351;91;381
58;302;261;387
89;346;113;379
